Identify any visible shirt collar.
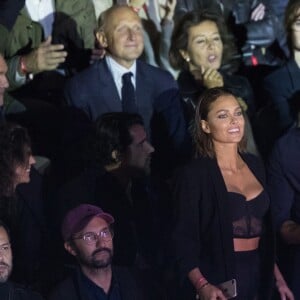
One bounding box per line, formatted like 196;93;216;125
106;56;137;80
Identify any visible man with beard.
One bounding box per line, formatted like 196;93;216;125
49;204;157;299
0;220;43;300
57;113;164;267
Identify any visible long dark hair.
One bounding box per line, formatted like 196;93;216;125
0;123;31;198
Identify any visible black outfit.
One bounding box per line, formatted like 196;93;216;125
177;70;255;122
254;59;300;158
267;128;300;299
48;266;159;300
0;106;4;122
172;153;275;299
0;0;25;31
0;281;43;300
229;191;269;239
229;191;269;299
80;270;121;300
0;168;46;287
263;58;300;134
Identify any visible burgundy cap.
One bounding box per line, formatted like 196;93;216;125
61;204;114;241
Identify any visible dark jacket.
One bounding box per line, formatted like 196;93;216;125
0;167;46;288
267;127;300;300
64;58;187;151
263;59;300;134
172;153;275;299
57;166;160;267
177;70;255;122
48;267;160;300
0;281;43;300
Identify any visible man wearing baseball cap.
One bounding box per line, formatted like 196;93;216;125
49;204;158;300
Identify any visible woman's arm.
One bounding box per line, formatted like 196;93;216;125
274;264;294;300
188;268;226;300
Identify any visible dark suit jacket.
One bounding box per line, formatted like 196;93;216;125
263;59;300;132
0;281;43;300
172;153;275;299
64;58;187;151
267;127;300;299
267;128;300;229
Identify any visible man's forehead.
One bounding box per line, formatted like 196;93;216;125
107;7;141;28
0;227;9;244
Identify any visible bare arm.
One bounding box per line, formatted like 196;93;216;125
188;268;226;300
274;264;294;300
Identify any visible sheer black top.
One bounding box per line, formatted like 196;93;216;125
229;190;270;238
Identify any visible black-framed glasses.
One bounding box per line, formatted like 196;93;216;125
73;228;114;245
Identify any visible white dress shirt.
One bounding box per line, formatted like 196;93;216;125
26;0;55;38
105;56;137;100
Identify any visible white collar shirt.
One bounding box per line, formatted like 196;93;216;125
26;0;55;38
105;55;137;101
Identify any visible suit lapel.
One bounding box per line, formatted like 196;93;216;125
97;59;122;112
135;61;153;108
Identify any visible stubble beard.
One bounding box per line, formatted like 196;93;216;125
0;262;12;283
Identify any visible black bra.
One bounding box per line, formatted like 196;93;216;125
228;190;269;239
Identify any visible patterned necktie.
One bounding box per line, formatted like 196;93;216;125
121;72;137;113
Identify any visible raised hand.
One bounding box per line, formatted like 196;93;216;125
21;36;67;74
160;0;177;21
200;66;224;89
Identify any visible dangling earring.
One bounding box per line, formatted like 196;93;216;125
185;57;190;62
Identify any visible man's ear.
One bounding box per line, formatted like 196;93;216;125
201;120;210;133
64;242;77;257
96;30;108;48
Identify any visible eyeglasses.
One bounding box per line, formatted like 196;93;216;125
73;228;114;245
0;243;11;255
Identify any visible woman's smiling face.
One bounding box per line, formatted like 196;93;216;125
201;95;245;147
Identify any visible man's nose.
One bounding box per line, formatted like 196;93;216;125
127;28;137;40
95;236;108;247
29;155;36;165
145;141;155;154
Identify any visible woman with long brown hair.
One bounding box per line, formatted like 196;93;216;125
172;87;293;299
